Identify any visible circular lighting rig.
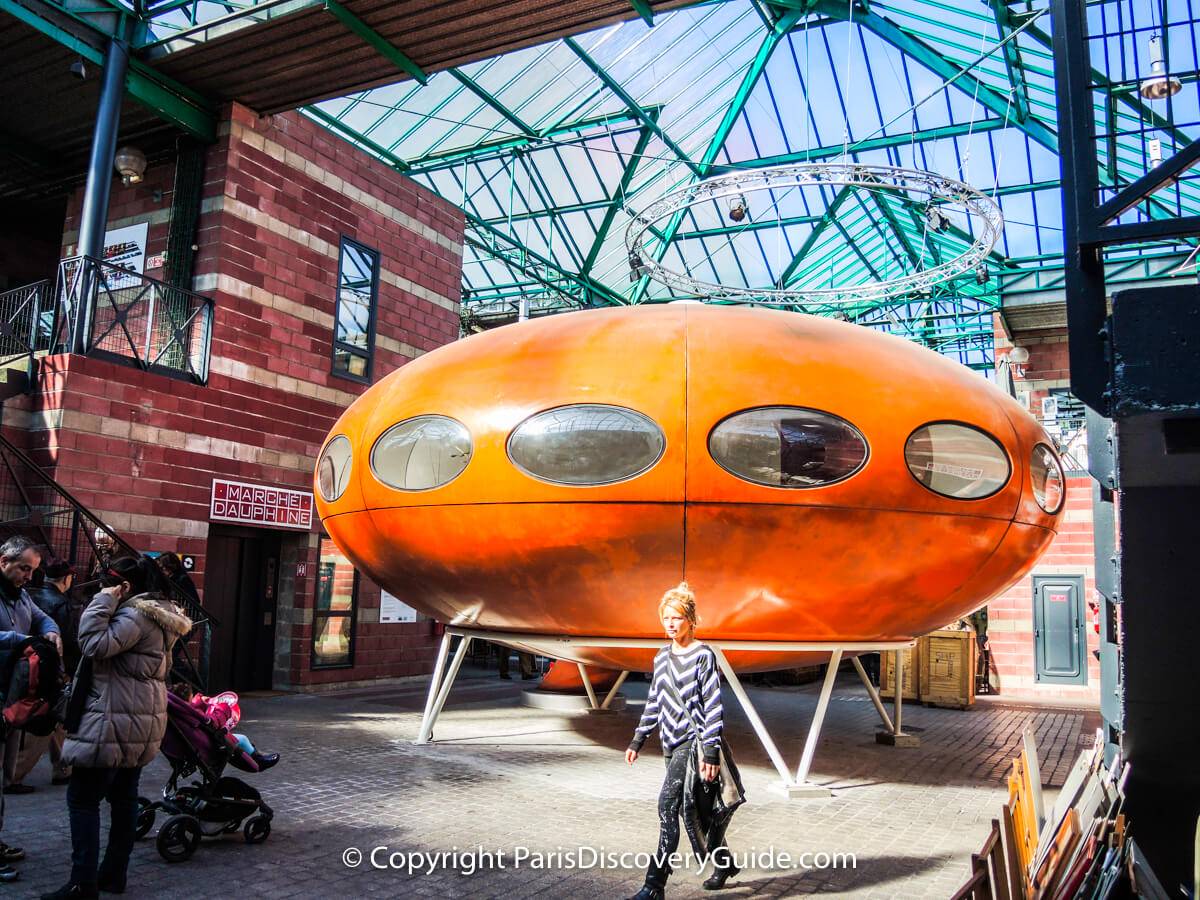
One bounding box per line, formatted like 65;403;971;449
625;163;1004;306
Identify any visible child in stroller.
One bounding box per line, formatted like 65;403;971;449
136;686;279;863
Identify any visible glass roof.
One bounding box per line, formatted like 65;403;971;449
300;0;1200;369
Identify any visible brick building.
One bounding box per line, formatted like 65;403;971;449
985;322;1101;704
2;103;463;691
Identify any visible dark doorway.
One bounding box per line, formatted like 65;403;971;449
204;525;280;691
1032;574;1087;685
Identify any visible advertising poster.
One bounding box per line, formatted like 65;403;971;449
102;222;149;289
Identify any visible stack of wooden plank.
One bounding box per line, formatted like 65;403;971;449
951;728;1167;899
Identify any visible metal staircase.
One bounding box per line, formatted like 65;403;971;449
0;426;216;688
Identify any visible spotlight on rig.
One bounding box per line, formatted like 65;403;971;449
1140;33;1182;100
728;194;748;223
925;204;950;234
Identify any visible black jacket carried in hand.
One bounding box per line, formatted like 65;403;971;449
0;636;63;736
682;738;746;859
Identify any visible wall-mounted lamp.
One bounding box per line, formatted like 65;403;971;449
1007;345;1030;379
1140;33;1182;100
113;145;147;186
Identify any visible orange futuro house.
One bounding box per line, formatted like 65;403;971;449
315;304;1064;674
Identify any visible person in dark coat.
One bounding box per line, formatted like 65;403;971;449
10;559;78;790
42;555;192;900
0;536;60;883
155;553;198;608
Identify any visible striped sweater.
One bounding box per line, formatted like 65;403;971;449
628;642;723;764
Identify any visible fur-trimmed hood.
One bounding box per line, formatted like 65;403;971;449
129;593;193;638
62;588;192;769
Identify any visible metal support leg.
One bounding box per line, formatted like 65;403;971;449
710;647;794;786
875;649;920;747
600;670;629;710
417;632;452;740
852;656;894;733
577;662;600;709
795;649;842;786
416;633;469;744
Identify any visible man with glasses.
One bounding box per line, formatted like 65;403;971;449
0;536;61;884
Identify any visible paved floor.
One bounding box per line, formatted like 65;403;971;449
7;668;1098;899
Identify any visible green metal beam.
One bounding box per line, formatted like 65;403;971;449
698;9;803;174
0;0;216;141
629;13;799;302
564;37;702;177
676;211;824;240
811;0;1058;153
986;0;1031;123
323;0;428;85
479;199;614;226
630;0;654;25
583;125;655;276
777;186;852;287
864;191;922;269
448;69;536;136
832;217;884;280
709;116;1010;174
466;212;627;306
404;108;658;174
304;106;410;170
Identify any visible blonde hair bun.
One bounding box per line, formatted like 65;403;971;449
658;581;698;626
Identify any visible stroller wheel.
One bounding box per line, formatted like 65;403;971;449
135;798;156;840
157;814;202;862
243;815;271;845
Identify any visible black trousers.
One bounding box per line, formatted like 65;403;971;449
67;766;142;886
645;746;733;888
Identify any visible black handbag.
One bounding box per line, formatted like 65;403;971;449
53;656;93;734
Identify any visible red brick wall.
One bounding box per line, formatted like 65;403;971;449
28;102;464;690
988;323;1100;703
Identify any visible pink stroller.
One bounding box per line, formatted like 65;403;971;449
135;693;274;862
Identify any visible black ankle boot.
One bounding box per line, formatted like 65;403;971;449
625;885;665;900
702;862;740;890
251;751;280;771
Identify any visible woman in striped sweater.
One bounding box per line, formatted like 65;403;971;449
625;582;738;898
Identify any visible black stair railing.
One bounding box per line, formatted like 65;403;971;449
0;429;216;688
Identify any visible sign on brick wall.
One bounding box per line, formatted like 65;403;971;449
210;478;313;531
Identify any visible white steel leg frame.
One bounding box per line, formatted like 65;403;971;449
415;627;914;797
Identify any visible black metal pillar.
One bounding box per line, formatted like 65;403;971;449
1051;0;1200;887
74;34;130;354
1051;0;1110;416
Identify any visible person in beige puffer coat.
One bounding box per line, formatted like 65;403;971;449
44;555;192;900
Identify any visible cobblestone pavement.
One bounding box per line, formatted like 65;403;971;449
6;669;1099;899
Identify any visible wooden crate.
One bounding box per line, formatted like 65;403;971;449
880;645;920;700
920;628;977;709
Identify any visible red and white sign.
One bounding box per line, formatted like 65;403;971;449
210;479;313;531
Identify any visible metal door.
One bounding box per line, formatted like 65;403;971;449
204;525;280;692
1033;575;1087;685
